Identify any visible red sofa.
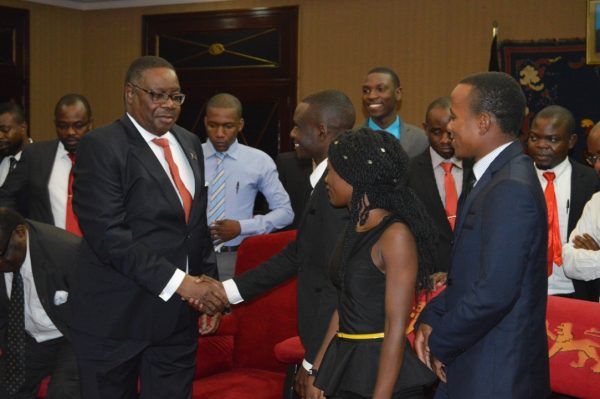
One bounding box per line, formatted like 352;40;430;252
192;229;298;399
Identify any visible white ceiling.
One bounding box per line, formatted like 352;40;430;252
24;0;229;11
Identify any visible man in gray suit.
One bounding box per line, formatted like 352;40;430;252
362;67;428;157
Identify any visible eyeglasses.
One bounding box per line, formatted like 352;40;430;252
55;121;91;131
585;153;600;165
130;83;186;105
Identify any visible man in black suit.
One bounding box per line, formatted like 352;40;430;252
0;94;93;236
0;208;80;398
198;90;355;398
408;97;472;278
275;151;312;230
70;56;227;398
0;102;30;186
527;105;600;301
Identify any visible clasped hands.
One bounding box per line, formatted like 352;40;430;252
177;274;229;315
414;323;447;383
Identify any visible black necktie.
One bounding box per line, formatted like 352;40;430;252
8;157;17;172
5;272;26;395
458;170;476;213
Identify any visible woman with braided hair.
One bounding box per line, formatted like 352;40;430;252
311;128;436;399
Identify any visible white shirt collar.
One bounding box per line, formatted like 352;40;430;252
310;158;328;189
472;141;513;185
535;157;570;179
429;147;462;169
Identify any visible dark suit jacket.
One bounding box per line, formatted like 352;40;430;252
0;220;79;349
566;160;600;301
419;142;550;398
275;151;312;230
234;174;348;363
0;139;59;224
407;149;473;273
70;115;217;342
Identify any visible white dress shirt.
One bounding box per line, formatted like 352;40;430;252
47;142;72;229
4;231;62;343
126;113;194;302
535;158;574;295
563;192;600;284
429;147;463;206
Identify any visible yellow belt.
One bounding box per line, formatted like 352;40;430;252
336;332;384;340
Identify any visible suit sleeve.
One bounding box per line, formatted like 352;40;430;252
73;132;179;296
428;180;543;365
233;239;300;300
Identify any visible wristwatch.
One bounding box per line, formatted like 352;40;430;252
307;367;318;377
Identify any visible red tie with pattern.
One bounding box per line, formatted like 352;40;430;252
441;162;458;230
65;153;82;236
152;138;192;223
543;172;562;277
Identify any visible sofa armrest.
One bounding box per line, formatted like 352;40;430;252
194;314;238;379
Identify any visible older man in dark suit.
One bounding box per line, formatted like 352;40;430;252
70;56;227;399
415;72;550;398
0;208;80;398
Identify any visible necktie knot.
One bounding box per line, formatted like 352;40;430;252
543;171;556;182
216;152;226;162
67;152;76;165
440;162;454;174
152;137;169;148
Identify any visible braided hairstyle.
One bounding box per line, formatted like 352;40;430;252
328;128;436;292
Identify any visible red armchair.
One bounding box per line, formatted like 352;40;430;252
192;230;298;399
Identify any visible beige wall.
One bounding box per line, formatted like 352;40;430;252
0;0;587;141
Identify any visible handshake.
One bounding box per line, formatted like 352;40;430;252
176;274;230;315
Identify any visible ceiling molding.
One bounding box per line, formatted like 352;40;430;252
24;0;230;11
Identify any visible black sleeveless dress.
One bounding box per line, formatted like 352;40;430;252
314;216;435;398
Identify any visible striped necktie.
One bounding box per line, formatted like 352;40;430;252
208;152;226;225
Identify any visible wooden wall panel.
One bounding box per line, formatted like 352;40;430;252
0;0;82;140
0;0;587;139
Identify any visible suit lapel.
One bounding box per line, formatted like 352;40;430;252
119;116;186;222
417;151;453;238
41;141;60;220
454;141;521;236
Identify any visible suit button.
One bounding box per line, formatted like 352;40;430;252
447;278;453;286
450;240;454;245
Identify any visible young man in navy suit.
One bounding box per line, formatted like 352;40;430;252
415;72;550;398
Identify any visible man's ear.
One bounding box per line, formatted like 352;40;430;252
478;112;492;135
394;86;403;102
568;133;578;150
238;118;245;132
125;83;135;105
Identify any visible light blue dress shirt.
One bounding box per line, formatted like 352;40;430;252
202;139;294;246
368;115;402;139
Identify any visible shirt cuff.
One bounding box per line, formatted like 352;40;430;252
238;219;256;236
159;269;186;302
302;359;313;371
223;279;244;304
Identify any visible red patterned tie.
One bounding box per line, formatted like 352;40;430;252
543;172;562;277
65;153;82;236
152;138;192;223
441;162;458;230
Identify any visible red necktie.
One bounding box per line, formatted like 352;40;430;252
65;153;82;237
152;138;192;223
441;162;458;230
543;172;562;277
